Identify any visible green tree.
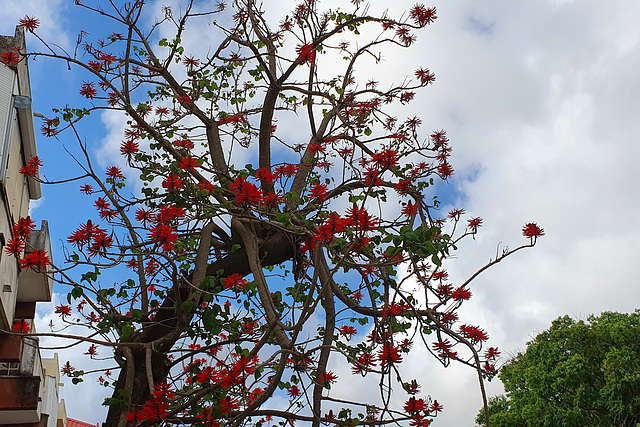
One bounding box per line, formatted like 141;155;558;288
477;311;640;427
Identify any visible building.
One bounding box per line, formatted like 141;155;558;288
0;26;65;427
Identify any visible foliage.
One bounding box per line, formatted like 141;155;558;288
4;1;541;426
476;311;640;427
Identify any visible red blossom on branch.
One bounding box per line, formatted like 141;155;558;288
19;15;40;31
522;222;545;239
1;50;20;66
295;43;316;64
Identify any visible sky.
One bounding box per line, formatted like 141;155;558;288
3;0;640;425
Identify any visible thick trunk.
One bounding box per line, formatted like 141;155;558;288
102;231;295;427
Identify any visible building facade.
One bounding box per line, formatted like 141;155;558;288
0;26;65;427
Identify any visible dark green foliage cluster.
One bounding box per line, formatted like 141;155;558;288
477;311;640;427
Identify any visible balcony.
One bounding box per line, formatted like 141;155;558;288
17;220;53;303
0;336;43;424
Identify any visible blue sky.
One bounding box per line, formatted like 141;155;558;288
3;0;640;425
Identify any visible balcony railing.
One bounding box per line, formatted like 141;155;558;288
0;335;43;424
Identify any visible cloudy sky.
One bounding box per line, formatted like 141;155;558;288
3;0;640;425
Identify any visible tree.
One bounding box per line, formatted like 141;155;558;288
476;311;640;427
4;1;542;426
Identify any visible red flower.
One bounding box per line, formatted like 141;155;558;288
372;149;399;170
140;398;169;421
219;396;239;415
415;68;436;85
120;140;139;157
338;325;357;338
436;283;453;298
409;5;437;27
162;174;184;192
5;237;25;257
19;250;49;270
429;400;443;412
183;56;200;68
145;259;158;276
106;166;123;179
179;156;201;172
295;43;316;64
308;183;328;201
402;201;419;217
451;287;471;301
395;180;412;196
198;180;215;193
317;371;338;385
381;301;410;318
176;94;193;106
13;319;30;333
85;344;99;357
61;361;75;375
223;273;248;290
18;15;40;31
275;164;298;177
263;191;284;207
485;347;501;360
80;82;98;99
459;324;489;344
345;204;377;232
352;352;377;374
13;216;36;239
67;220;107;248
174;139;194;150
80;184;94;194
467;217;483;233
437;162;454;178
404;397;427;414
287;385;302;397
99;53;118;65
1;50;20;66
522;222;545;239
255;168;276;184
378;342;403;368
148;224;178;251
55;304;72;317
88;60;102;72
217;113;245;125
230;176;262;205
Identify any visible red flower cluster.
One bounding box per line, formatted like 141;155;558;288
55;304;72;317
415;68;436;85
432;339;457;361
378;342;403;368
230;176;262;205
223;273;248;290
409;5;437;27
67;220;112;255
217;113;245;125
120;140;139;158
381;301;410;318
5;217;47;269
522;222;545;238
372;149;399;170
459;324;489;344
13;319;30;333
451;286;471;301
295;43;316;64
1;49;20;66
80;82;98;99
19;156;42;177
148;223;178;251
18;15;40;31
162;174;184;192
